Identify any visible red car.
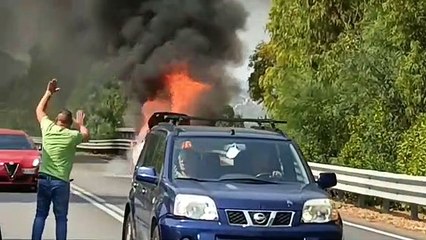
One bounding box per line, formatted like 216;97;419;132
0;128;40;192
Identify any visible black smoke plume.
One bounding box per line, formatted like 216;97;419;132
0;0;248;126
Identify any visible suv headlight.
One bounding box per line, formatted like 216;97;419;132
173;194;219;221
32;158;40;167
302;198;339;223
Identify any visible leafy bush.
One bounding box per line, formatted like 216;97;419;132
396;114;426;176
83;80;128;139
247;0;426;176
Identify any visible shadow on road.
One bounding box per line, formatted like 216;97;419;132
74;153;130;165
0;191;128;205
74;155;110;164
0;193;83;203
95;195;128;205
0;187;36;194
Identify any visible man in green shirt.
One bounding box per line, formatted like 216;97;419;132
31;79;90;240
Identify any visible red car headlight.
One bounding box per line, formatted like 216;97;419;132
32;158;40;167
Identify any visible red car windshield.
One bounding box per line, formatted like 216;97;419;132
0;134;34;150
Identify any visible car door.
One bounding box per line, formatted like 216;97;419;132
140;131;166;234
134;131;166;239
133;133;158;238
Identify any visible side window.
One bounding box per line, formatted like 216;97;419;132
150;132;167;175
136;133;158;167
288;144;310;184
142;131;167;174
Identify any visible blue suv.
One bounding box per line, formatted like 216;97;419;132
122;112;343;240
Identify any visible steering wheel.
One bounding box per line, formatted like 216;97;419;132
255;172;272;178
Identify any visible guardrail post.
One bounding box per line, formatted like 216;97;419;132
381;199;390;213
336;190;344;200
410;203;419;220
357;195;366;208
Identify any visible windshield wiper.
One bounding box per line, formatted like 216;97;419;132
175;177;214;182
218;176;278;184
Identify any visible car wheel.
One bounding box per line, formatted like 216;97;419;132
151;225;160;240
122;213;134;240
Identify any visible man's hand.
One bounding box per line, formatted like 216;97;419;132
73;110;85;126
73;110;90;142
47;78;60;94
36;78;59;123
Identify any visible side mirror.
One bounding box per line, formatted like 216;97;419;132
135;166;158;184
37;145;42;151
316;172;337;189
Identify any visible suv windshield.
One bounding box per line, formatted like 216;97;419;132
171;136;311;184
0;135;34;150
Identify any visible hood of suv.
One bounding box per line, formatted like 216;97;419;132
172;180;328;210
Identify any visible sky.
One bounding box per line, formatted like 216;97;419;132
232;0;271;91
230;0;272;117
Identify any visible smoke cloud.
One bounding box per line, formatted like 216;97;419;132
0;0;248;119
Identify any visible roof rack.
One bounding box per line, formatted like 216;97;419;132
188;116;286;128
147;112;190;129
148;112;287;135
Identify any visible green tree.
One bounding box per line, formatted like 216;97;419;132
247;42;274;103
83;79;128;139
248;0;426;175
396;114;426;176
248;0;368;163
216;105;244;127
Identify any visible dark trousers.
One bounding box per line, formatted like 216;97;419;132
31;174;70;240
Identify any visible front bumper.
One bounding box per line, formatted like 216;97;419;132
158;216;343;240
0;167;39;187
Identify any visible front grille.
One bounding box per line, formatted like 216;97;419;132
226;211;247;225
248;211;271;226
225;209;294;227
272;212;292;226
5;163;19;178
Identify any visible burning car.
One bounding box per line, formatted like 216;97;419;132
122;112;343;240
0;128;41;192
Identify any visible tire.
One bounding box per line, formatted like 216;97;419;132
151;225;160;240
122;213;134;240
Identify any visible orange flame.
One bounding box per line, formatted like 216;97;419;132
138;66;211;138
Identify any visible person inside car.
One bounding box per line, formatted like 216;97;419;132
173;140;201;178
174;149;200;178
239;143;283;178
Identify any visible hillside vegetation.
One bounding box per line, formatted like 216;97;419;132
248;0;426;176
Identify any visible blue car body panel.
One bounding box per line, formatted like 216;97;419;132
124;127;343;240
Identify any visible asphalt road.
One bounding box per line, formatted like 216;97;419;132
0;155;422;240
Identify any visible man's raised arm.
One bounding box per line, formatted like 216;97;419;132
76;124;90;143
36;79;60;123
74;110;90;142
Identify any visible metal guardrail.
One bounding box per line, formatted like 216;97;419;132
31;137;134;151
309;163;426;206
309;162;426;220
31;136;426;219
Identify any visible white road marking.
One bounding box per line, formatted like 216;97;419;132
70;183;125;223
103;174;132;179
342;221;417;240
70;183;419;240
